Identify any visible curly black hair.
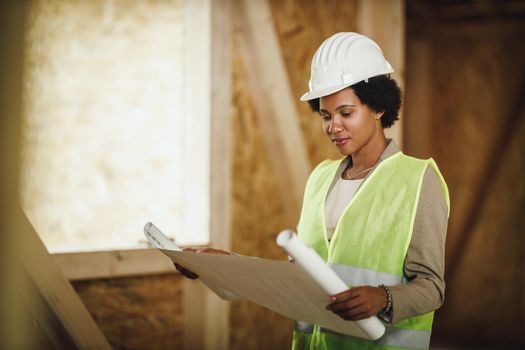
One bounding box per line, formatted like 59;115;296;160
307;75;402;129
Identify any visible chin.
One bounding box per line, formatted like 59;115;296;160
336;146;354;156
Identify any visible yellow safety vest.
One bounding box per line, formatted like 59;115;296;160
293;151;450;350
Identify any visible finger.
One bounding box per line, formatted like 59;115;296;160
348;311;373;321
327;291;362;309
182;247;199;253
328;297;362;312
335;301;376;320
338;308;370;321
201;248;230;255
331;288;359;302
334;303;368;318
174;263;199;279
181;269;199;279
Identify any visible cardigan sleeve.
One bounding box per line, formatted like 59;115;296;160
388;166;449;324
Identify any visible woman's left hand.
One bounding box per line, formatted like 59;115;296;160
326;286;387;321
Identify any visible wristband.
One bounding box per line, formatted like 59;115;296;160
379;284;392;313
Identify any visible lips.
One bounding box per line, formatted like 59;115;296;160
332;137;350;147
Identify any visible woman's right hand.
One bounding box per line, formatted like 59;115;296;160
174;247;231;279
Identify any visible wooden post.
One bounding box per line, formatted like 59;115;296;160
18;210;111;349
206;0;232;348
183;0;232;349
358;0;405;147
0;1;31;348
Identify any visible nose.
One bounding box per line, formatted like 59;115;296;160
328;115;343;134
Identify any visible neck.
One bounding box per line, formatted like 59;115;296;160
350;133;387;170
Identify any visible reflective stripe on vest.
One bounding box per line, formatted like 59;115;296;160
294;321;431;350
329;263;406;287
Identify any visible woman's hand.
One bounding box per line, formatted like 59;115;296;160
326;286;387;321
174;247;231;279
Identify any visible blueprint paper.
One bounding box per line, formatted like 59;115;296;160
144;222;385;339
160;248;384;340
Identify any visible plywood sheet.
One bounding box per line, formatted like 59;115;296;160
268;0;359;167
73;274;184;350
405;22;525;345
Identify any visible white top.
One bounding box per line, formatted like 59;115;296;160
325;176;364;240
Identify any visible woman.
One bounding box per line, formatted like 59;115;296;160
291;32;449;349
178;32;449;350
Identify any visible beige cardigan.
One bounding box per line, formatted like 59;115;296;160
324;140;449;324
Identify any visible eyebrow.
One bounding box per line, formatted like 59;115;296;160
319;104;357;113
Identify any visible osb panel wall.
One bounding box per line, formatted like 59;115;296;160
405;27;525;345
438;119;525;344
431;31;525;253
229;1;359;349
268;0;359;167
73;274;184;349
433;30;525;345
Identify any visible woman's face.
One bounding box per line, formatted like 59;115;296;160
319;87;383;156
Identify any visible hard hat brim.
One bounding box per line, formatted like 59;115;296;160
299;84;352;102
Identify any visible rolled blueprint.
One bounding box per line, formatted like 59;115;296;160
276;230;385;340
144;222;182;251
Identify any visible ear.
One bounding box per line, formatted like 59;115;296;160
375;111;385;120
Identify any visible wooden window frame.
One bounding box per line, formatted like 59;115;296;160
49;0;230;283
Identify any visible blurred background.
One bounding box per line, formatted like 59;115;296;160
1;0;524;349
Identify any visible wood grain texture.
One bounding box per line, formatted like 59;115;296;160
1;3;40;348
229;22;294;350
357;0;405;145
267;0;358;168
73;273;184;350
234;0;309;224
437;118;525;343
19;210;111;349
404;37;432;158
405;19;525;346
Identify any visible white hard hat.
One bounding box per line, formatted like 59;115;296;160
300;32;394;101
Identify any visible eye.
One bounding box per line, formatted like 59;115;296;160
320;113;331;121
340;111;352;117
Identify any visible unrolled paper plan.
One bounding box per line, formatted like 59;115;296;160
144;222;385;340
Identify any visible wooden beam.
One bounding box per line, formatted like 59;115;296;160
358;0;405;147
183;279;207;350
206;0;232;348
183;1;232;350
18;209;111;349
210;0;233;255
408;19;525;36
182;0;212;246
0;1;32;348
182;1;211;349
21;276;79;349
54;249;176;281
235;0;311;222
